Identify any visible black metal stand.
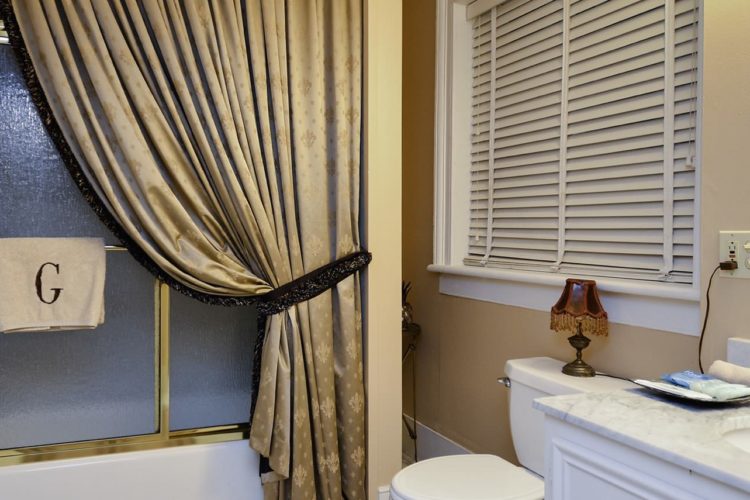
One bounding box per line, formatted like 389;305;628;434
402;322;420;462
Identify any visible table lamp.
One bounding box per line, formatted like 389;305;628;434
550;278;608;377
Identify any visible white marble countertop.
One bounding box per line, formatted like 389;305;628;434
534;389;750;492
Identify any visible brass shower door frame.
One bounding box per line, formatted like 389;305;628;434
0;248;250;466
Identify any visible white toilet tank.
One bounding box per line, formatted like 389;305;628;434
505;357;635;477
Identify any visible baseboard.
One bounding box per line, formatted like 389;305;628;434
377;485;391;500
402;414;472;463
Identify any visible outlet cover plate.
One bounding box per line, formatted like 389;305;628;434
719;231;750;278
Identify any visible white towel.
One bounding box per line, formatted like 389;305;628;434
0;238;106;333
708;359;750;387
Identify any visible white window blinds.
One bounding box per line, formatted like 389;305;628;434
467;0;699;284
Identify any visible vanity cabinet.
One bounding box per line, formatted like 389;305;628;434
535;390;750;500
544;417;749;500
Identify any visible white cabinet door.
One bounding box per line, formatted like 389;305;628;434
544;418;749;500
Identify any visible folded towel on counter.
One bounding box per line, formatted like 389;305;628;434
708;359;750;387
661;368;750;400
0;238;106;333
688;379;750;401
661;369;714;387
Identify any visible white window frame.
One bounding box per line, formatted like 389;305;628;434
430;0;703;335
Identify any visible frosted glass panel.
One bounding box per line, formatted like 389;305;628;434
170;293;256;430
1;42;260;444
0;46;117;243
0;253;157;448
0;45;156;448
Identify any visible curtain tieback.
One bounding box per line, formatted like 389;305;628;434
257;250;372;316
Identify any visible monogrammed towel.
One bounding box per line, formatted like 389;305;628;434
0;238;106;332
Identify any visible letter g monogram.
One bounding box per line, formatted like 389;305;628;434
35;262;63;304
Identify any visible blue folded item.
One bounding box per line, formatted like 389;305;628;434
661;370;715;388
660;370;750;400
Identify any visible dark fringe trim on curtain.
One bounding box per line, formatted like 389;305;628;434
258;251;371;317
1;1;371;473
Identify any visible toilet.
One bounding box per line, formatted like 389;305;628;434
390;357;635;500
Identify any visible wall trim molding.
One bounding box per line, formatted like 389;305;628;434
377;486;391;500
433;0;451;266
430;264;701;335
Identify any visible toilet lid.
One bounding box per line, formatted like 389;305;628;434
391;454;544;500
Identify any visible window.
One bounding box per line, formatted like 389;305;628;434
432;0;702;335
469;0;699;282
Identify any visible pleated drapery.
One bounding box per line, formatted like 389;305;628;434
4;1;366;497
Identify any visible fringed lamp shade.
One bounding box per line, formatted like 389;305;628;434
550;279;608;337
551;279;608;377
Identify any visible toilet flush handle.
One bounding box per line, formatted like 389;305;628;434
497;377;511;388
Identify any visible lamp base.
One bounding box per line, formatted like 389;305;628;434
562;328;596;377
562;358;595;377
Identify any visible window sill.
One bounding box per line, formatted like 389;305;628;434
427;264;701;336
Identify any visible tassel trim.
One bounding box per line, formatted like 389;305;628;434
550;312;609;337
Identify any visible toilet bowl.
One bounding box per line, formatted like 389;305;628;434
390;357;635;500
390;454;543;500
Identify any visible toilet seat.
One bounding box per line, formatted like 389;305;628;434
390;454;544;500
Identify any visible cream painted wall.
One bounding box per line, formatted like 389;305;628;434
366;0;402;497
403;0;750;462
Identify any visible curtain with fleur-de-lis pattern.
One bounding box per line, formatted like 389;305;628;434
9;0;365;497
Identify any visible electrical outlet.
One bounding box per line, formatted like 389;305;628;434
719;231;750;278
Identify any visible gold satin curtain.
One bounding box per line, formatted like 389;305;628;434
11;0;365;497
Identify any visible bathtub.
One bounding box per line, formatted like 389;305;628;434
0;441;262;500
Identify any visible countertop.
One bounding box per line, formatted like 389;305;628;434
534;388;750;492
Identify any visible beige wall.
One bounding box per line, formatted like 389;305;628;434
403;0;750;461
367;0;403;497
